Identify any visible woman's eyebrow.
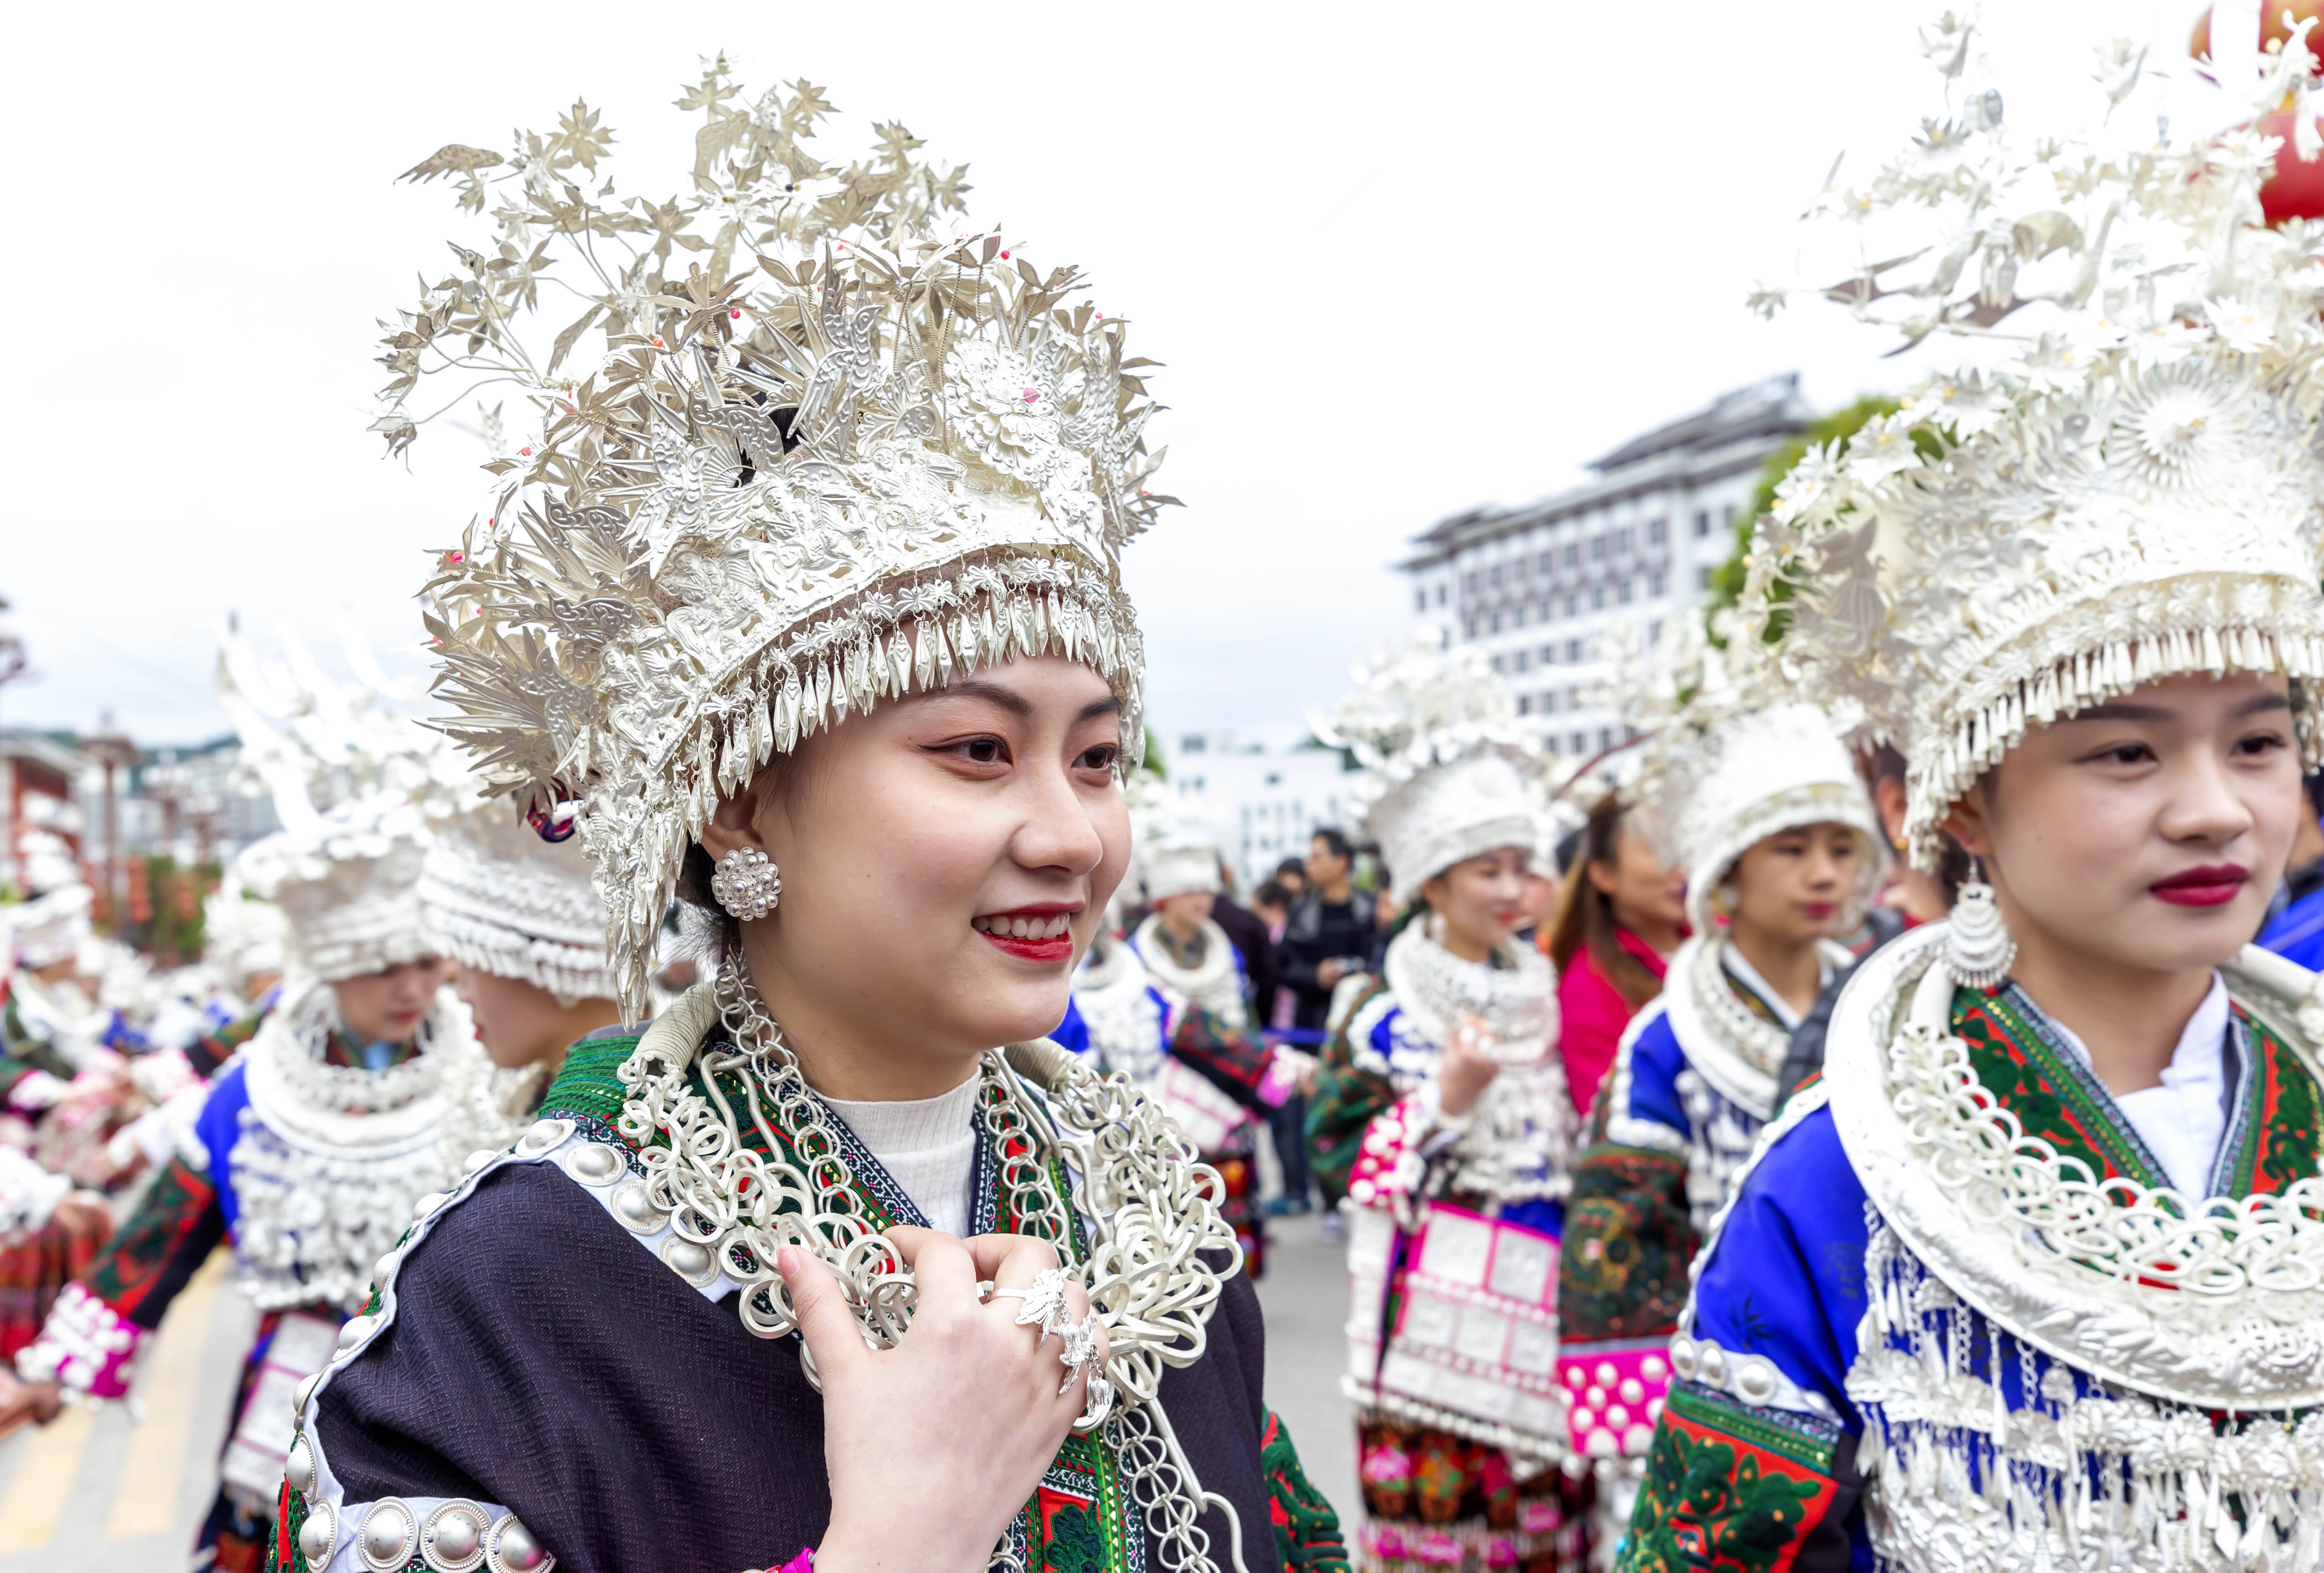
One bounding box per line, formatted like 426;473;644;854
2062;702;2172;723
906;678;1033;717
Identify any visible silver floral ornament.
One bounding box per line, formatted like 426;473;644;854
709;846;782;921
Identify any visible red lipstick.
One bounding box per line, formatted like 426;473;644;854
2149;864;2250;908
972;903;1080;963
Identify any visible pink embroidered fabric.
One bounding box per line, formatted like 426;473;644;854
1557;1342;1672;1460
16;1280;143;1398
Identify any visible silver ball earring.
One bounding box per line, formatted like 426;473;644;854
1944;856;2016;990
710;846;782;921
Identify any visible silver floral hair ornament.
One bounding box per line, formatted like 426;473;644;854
1741;20;2324;870
218;625;474;985
386;62;1174;1013
1314;638;1542;893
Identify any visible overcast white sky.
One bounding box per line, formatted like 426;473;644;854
0;0;2245;748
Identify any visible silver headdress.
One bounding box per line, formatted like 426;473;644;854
201;873;288;991
418;800;614;1005
386;64;1171;1010
1623;617;1883;931
220;629;470;984
1744;22;2324;866
7;884;93;972
1316;638;1540;892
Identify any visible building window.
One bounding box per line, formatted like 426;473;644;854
1647;517;1667;545
1616;527;1632;553
1536;551;1553;574
1491;654;1505;673
1513;603;1528;628
1564;638;1582;662
1590;586;1606;609
1512;649;1530;673
1723;502;1738;525
1561;594;1577;617
1434;583;1447;607
1465;617;1480;638
1563;544;1579;568
1616;579;1634;605
1540;643;1557;665
1488;564;1501;587
1694;509;1711;538
1542;690;1559;713
1588;535;1606;561
1599;726;1616;749
1516;695;1531;715
1489;612;1503;633
1533;598;1548;622
1571;730;1588;754
1697;565;1714;589
1413;588;1426;612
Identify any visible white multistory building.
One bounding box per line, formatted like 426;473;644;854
1398;374;1812;758
1160;735;1364;891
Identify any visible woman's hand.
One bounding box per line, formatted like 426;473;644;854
1437;1015;1504;1119
0;1371;63;1437
787;1227;1104;1573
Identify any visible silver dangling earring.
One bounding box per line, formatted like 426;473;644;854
1945;856;2016;990
710;846;782;921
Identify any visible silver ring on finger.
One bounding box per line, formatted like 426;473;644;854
987;1266;1072;1344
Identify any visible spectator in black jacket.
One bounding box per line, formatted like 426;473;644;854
1270;829;1377;1217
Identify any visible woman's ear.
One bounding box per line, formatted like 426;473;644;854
1941;783;1993;862
700;766;780;864
1419;873;1448;913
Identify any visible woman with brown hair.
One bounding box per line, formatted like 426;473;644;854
1546;792;1685;1119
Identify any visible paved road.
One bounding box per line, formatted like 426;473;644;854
1252;1209;1357;1525
0;1215;1357;1570
0;1249;255;1573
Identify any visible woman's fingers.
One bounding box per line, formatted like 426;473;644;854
885;1225;981;1304
776;1245;871;1382
964;1231;1062;1290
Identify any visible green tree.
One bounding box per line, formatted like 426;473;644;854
1702;396;1901;625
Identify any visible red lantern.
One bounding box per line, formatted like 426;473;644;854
2258;110;2324;223
2192;2;2324;76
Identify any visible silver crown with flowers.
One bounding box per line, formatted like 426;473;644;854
219;627;472;984
1621;614;1883;931
1315;635;1541;891
386;63;1171;1011
1742;19;2324;867
418;797;615;1005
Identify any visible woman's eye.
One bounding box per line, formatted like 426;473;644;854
1077;744;1120;772
952;736;1006;765
2095;743;2154;766
2234;731;2289;757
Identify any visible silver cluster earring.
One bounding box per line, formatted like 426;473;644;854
710;846;782;921
1944;856;2016;990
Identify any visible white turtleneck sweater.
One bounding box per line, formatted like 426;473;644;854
821;1075;983;1236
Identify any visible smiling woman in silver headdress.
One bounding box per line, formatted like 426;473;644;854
6;637;491;1570
283;67;1344;1573
1304;640;1576;1573
1615;21;2324;1571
